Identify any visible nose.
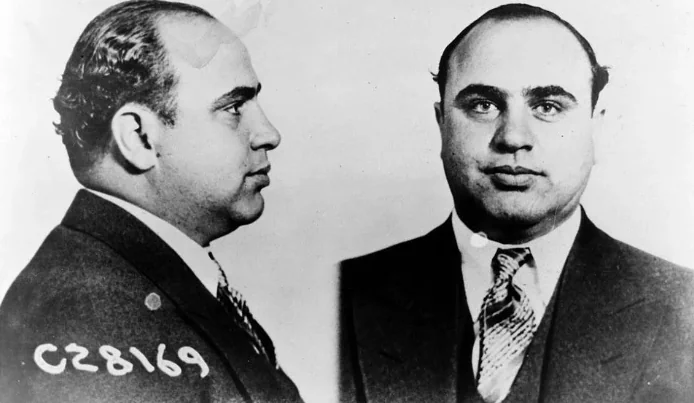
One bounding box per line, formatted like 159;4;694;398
491;109;534;153
249;105;281;151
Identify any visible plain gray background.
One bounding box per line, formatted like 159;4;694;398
1;0;693;401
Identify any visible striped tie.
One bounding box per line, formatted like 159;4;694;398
476;248;536;403
209;251;278;369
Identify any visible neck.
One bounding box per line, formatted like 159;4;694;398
455;206;579;245
88;186;234;247
86;163;235;246
141;198;237;247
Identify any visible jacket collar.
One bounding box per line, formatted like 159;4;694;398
541;211;667;401
358;209;664;402
61;189;295;402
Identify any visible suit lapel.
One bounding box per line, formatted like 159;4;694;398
355;211;666;403
353;218;464;402
541;212;667;403
61;190;296;403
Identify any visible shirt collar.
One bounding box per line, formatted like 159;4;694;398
452;206;581;302
87;189;219;296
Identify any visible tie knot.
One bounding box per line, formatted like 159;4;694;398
492;248;531;281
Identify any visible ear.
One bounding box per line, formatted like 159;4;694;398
110;104;163;171
434;101;443;127
590;106;606;165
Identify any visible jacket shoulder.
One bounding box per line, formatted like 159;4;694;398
0;225;231;403
341;223;449;284
339;219;460;302
1;225;157;314
342;231;431;270
0;225;180;346
578;217;694;310
605;232;694;308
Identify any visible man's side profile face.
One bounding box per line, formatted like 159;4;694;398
148;16;281;236
435;17;602;243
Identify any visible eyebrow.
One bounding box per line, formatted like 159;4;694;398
453;84;578;105
210;83;262;111
522;85;577;103
453;84;508;104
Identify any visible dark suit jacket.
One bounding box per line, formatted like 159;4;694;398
0;190;303;403
340;211;694;402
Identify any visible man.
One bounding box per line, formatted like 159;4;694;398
0;1;303;402
340;4;694;403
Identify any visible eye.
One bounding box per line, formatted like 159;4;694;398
223;103;243;116
471;100;499;114
464;99;501;120
533;101;563;119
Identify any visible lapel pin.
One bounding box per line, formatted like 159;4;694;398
145;292;162;311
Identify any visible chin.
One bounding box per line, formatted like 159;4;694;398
228;198;265;226
492;201;547;222
468;193;548;227
487;194;581;230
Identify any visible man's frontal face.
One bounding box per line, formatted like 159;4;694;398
155;17;281;233
438;18;598;238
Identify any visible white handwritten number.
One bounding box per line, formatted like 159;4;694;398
33;343;207;377
129;347;156;373
99;345;134;376
156;344;182;377
65;343;98;373
34;344;66;375
178;346;210;378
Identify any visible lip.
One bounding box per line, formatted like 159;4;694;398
483;165;541;188
250;165;271;176
248;165;271;188
252;174;270;188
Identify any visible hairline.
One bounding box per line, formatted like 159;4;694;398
448;17;591;95
435;8;607;109
53;1;218;177
150;11;218;120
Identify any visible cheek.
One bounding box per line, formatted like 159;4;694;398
161;134;251;188
441;119;488;168
539;125;595;183
188;120;250;164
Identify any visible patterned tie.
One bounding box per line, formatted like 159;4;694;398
476;248;537;403
209;251;278;369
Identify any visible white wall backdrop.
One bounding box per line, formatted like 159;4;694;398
1;0;693;402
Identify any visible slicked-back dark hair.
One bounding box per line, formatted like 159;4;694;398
432;3;609;109
53;0;214;173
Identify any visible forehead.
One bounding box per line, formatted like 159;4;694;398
447;18;592;98
157;16;257;99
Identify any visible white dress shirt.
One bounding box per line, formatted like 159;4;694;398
88;189;219;296
451;207;581;388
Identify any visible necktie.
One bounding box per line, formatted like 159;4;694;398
209;251;278;369
476;248;537;403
